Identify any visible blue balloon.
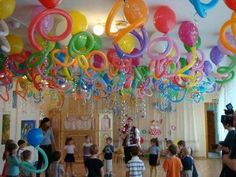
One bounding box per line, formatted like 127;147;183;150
27;128;44;147
189;0;219;18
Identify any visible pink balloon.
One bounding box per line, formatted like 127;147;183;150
31;5;54;33
178;21;199;47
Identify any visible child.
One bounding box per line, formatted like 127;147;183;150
17;139;26;159
102;137;114;177
48;151;65;177
148;138;160;177
126;146;145;177
177;140;193;158
20;150;33;177
180;148;193;177
83;135;92;176
163;144;182;177
64;137;76;177
85;144;104;177
6;142;21;177
2;139;14;177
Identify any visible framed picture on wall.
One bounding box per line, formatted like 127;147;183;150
1;114;10;145
21;120;36;141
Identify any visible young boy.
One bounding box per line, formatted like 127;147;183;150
20;150;33;177
17;139;26;159
85;144;104;177
163;144;182;177
126;146;145;177
103;137;114;177
48;151;65;177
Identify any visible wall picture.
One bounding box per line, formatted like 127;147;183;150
1;114;10;144
21;120;36;141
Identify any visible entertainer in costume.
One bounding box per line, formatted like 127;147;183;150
121;117;141;164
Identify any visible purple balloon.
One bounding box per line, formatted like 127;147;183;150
178;21;199;46
210;46;224;66
31;5;54;33
203;61;213;76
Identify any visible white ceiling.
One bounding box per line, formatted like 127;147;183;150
9;0;232;52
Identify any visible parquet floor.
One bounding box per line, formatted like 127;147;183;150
58;158;221;177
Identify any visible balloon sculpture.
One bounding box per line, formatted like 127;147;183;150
0;0;225;108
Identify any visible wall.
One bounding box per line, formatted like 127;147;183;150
0;87;41;171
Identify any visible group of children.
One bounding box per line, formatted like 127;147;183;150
1;136;196;177
2;139;33;177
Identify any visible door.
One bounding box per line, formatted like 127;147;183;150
207;110;216;152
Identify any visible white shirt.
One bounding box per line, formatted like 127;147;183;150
127;127;141;147
64;145;76;154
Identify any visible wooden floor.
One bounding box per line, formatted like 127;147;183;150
58;158;222;177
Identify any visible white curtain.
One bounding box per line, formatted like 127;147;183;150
217;77;236;141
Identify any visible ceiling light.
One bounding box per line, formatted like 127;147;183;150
93;24;104;36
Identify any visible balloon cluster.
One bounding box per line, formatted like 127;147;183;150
211;0;236;84
0;0;220;105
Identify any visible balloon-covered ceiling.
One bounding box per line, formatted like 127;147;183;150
0;0;235;106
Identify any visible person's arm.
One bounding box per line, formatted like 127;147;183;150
135;128;141;147
223;154;236;171
50;128;56;150
100;167;104;177
126;171;130;177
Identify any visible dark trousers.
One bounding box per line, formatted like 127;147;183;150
36;144;52;177
124;146;132;164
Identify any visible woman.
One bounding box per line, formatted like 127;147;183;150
37;117;56;177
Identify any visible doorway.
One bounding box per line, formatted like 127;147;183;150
205;103;219;158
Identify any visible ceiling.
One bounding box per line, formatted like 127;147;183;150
9;0;233;53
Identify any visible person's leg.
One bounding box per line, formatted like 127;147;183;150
109;159;112;177
45;145;52;177
70;163;73;175
124;146;132;164
65;162;68;175
154;166;157;177
150;166;153;177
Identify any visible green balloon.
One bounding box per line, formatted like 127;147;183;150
169;63;176;73
92;34;102;50
184;37;201;52
180;57;187;68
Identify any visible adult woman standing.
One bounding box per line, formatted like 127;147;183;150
36;117;56;177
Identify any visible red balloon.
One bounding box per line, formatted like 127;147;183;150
93;54;103;68
224;0;236;11
153;6;176;33
39;0;62;8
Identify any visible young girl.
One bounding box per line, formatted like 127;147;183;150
6;142;21;177
163;144;182;177
64;137;76;177
2;139;14;177
48;151;65;177
180;148;193;177
20;150;33;177
85;144;104;177
148;138;160;177
83;135;92;176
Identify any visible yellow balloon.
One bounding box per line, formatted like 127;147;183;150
69;11;88;34
117;34;136;53
0;0;15;19
6;34;24;54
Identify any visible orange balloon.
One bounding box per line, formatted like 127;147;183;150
220;19;236;54
231;12;236;37
87;50;108;72
105;0;148;43
123;0;149;24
